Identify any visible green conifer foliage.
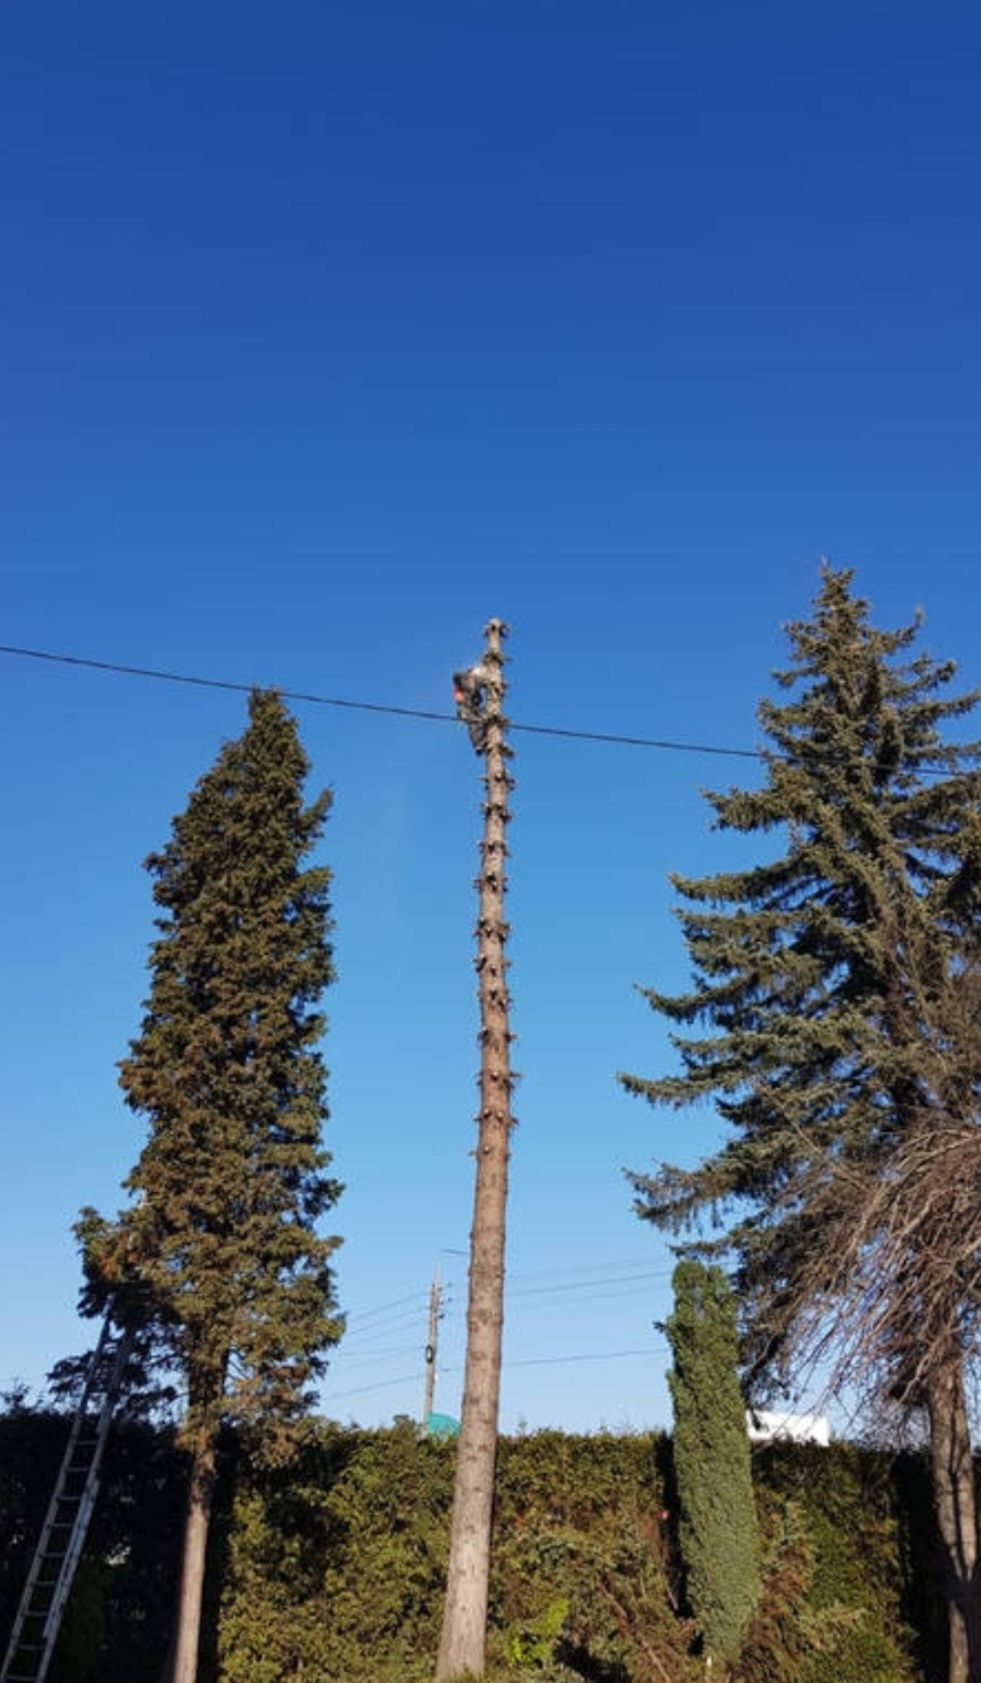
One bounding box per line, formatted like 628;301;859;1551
622;568;981;1682
622;566;981;1380
666;1261;761;1668
106;689;342;1680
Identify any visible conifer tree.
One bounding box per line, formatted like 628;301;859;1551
623;568;981;1683
666;1261;760;1672
94;690;341;1683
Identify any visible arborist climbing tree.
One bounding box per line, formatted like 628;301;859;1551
437;621;516;1683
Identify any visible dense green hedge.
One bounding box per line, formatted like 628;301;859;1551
0;1407;946;1682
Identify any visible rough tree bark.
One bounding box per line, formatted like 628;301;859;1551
436;619;515;1683
928;1359;980;1683
171;1434;217;1683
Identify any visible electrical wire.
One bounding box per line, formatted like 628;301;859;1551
342;1298;447;1338
342;1270;668;1346
504;1344;667;1370
507;1268;671;1300
3;640;974;773
342;1311;437;1348
339;1290;664;1360
495;1283;673;1320
326;1372;422;1402
505;1255;669;1283
325;1343;667;1404
0;641;763;762
345;1289;429;1320
330;1344;420;1372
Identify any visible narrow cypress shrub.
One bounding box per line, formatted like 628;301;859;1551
667;1261;761;1668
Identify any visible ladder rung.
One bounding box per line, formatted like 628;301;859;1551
2;1315;134;1683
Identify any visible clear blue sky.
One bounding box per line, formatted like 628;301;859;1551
2;0;980;1432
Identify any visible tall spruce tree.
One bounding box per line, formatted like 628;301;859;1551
666;1261;760;1672
623;569;981;1683
93;690;341;1683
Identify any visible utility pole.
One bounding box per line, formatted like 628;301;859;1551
423;1263;443;1426
437;619;515;1682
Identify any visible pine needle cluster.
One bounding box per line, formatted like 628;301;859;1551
624;566;981;1405
90;689;342;1458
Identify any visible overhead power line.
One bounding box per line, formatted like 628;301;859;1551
341;1276;667;1353
506;1255;670;1283
0;641;761;762
507;1267;671;1300
342;1309;438;1347
325;1344;667;1404
505;1344;667;1369
333;1344;421;1372
345;1303;429;1329
3;641;971;775
346;1289;428;1320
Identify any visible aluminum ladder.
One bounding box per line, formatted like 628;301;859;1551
0;1317;134;1683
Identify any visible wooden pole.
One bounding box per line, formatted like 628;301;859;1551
423;1264;442;1426
436;618;515;1682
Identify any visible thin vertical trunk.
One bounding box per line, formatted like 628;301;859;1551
928;1360;979;1683
171;1434;217;1683
423;1265;442;1425
437;619;514;1683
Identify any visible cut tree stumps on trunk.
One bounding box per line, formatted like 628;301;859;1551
437;620;515;1683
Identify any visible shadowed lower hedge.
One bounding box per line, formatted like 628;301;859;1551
0;1408;946;1682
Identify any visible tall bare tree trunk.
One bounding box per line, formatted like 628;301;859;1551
928;1359;979;1683
437;619;515;1683
171;1434;217;1683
